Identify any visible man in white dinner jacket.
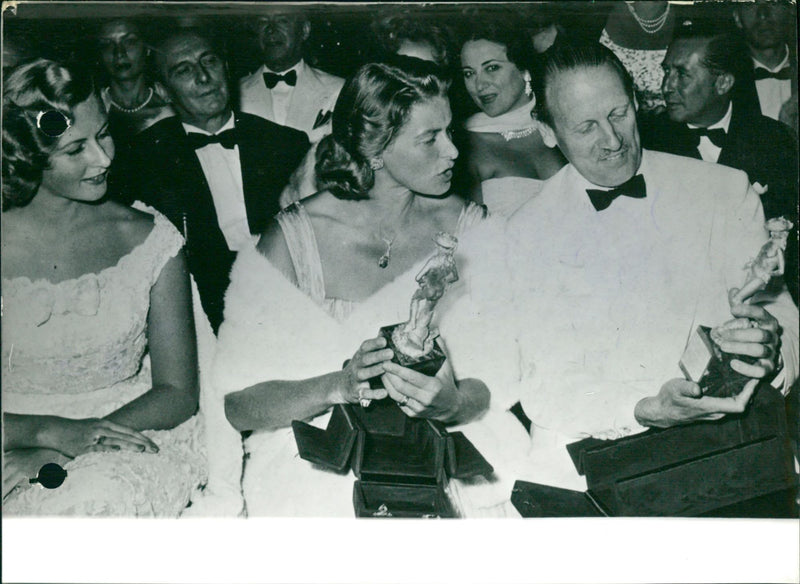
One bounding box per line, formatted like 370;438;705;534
238;6;344;144
496;41;799;491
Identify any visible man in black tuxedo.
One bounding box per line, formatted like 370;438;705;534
120;28;310;333
640;23;798;302
733;2;797;133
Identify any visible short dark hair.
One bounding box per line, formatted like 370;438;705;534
672;20;752;86
315;58;450;200
2;59;96;210
533;41;634;128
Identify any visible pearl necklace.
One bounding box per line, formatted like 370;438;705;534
104;87;154;114
626;2;671;34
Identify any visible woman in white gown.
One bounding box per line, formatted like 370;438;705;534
208;57;529;517
2;59;204;516
459;15;565;217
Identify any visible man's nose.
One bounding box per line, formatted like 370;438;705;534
599;121;623;150
662;69;676;94
196;64;211;83
442;135;458;161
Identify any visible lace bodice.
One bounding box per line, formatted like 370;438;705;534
276;201;485;320
600;29;667;113
2;203;183;415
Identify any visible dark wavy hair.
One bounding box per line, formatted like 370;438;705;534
458;12;536;74
533;41;634;129
315;57;450;200
2;59;96;210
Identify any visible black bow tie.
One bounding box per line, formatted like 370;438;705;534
186;128;238;150
687;126;727;148
753;67;792;81
263;69;297;89
586;174;647;211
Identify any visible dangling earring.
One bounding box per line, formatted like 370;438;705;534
369;158;384;171
524;71;533;99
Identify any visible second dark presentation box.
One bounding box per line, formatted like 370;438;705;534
512;385;796;517
566;385;796;516
292;398;493;518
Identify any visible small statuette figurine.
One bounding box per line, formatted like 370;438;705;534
392;232;459;359
728;216;794;306
710;216;793;348
682;217;793;397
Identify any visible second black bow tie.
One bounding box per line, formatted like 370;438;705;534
586;173;647;211
186;128;238;150
687;126;727;148
753;67;792;81
263;69;297;89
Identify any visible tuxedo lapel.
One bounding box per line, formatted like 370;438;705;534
234;112;270;233
717;105;751;171
286;63;326;134
251;68;275;122
159;119;231;255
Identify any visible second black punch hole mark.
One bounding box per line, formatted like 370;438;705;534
29;462;67;489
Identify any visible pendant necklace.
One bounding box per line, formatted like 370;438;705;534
376;198;414;269
378;236;395;269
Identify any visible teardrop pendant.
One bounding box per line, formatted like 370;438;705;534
378;237;394;269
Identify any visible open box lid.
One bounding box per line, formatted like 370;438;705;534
292;400;494;481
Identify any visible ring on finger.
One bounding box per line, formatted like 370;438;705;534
358;387;372;408
397;394;409;406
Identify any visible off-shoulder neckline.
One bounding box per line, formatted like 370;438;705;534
2;203;167;289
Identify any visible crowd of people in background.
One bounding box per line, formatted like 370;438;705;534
2;1;798;518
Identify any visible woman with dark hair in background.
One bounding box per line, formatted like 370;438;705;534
96;18;173;144
2;59;204;515
201;57;531;517
458;14;565;216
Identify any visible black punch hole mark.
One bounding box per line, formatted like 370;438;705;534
37;110;70;138
32;462;67;489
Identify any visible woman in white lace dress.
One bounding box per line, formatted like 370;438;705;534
204;58;529;517
459;15;565;217
2;59;204;516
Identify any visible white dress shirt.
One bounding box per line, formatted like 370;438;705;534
182;114;254;251
262;60;304;126
687;101;732;163
753;47;792;121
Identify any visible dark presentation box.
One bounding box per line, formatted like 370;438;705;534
293;398;493;518
512;385;798;517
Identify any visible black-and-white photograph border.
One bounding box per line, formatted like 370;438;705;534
2;1;798;582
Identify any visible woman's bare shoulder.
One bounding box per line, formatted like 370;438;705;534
423;194;473;231
101;201;156;250
256;216;297;285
